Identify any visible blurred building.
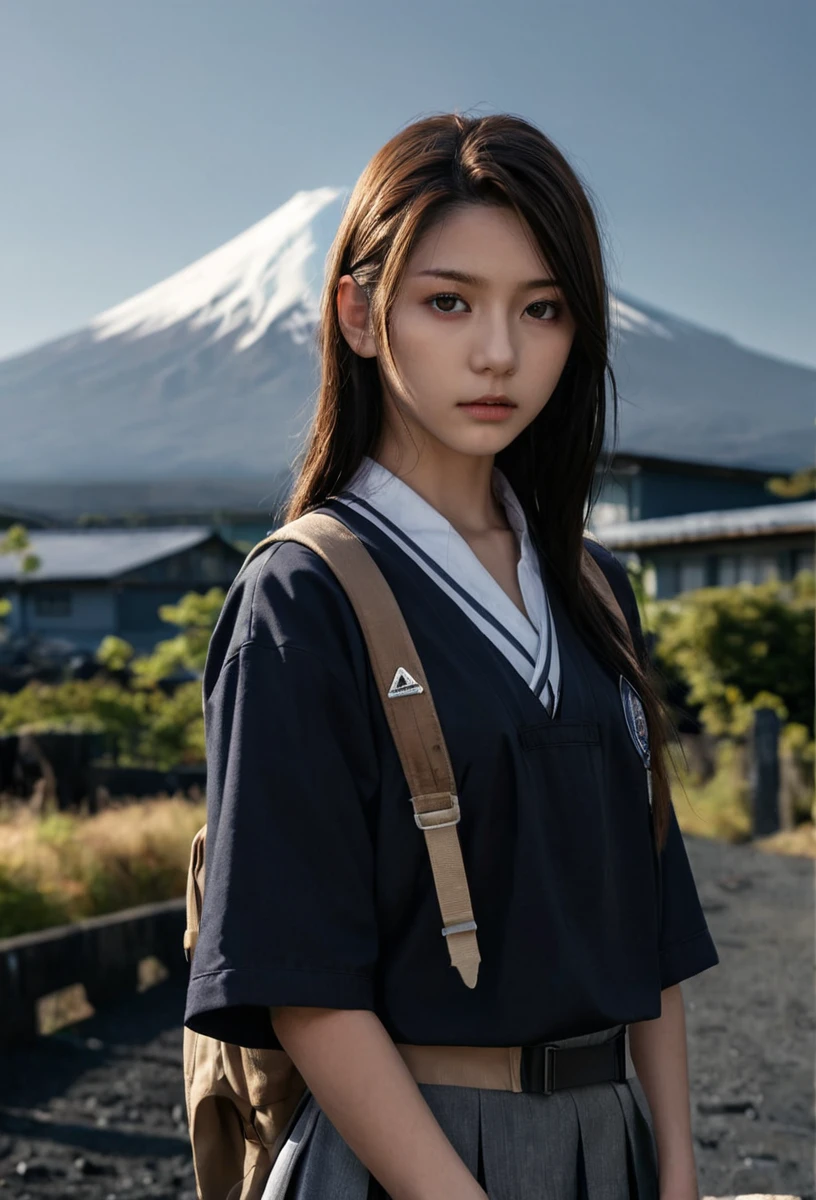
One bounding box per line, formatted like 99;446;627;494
0;527;245;655
598;499;815;598
0;452;795;547
1;454;809;619
590;452;791;527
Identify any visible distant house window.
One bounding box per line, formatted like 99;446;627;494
198;551;223;581
117;587;187;633
758;556;779;583
655;562;677;599
34;589;73;618
678;558;706;593
737;555;779;585
794;550;814;576
718;557;739;586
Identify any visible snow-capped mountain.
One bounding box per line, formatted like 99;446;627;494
0;188;348;490
1;186;813;500
90;188;344;352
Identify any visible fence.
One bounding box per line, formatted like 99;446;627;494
0;898;186;1045
0;731;205;811
677;708;814;836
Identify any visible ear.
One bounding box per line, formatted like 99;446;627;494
336;275;377;359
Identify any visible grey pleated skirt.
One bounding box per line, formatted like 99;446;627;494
261;1023;659;1200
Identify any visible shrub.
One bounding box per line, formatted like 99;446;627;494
0;866;69;938
670;738;752;843
648;573;815;737
0;584;226;769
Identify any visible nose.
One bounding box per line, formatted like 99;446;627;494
470;309;518;377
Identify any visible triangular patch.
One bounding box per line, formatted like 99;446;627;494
387;667;424;698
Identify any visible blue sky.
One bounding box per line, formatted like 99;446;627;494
1;0;813;367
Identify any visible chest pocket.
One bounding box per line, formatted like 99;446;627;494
518;720;605;806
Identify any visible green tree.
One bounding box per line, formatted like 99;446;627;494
131;587;226;685
766;465;816;499
0;523;41;626
0;580;226;769
96;635;136;674
0;524;42;575
651;573;815;737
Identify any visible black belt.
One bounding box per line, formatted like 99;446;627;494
520;1027;627;1095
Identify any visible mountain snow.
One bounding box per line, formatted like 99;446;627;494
90;188;348;351
0;186;813;490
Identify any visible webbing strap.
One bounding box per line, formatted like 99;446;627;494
183;824;207;961
242;512;481;989
238;518;640;991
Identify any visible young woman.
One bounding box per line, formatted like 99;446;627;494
184;112;719;1200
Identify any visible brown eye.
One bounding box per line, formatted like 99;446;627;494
528;300;562;321
428;293;465;314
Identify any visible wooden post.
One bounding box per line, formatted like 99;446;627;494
752;707;781;838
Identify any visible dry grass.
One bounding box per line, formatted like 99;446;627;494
670;740;816;858
671;739;753;844
0;794;206;938
753;821;816;859
1;748;812;942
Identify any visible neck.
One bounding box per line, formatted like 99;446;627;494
372;430;508;538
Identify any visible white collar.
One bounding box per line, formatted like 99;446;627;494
338;455;560;711
347;455;531;600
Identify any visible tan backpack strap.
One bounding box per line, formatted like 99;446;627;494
242;512;480;989
184;824;208;962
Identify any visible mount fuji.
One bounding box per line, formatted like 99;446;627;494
1;186;813;507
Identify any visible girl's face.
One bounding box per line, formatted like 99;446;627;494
339;202;577;463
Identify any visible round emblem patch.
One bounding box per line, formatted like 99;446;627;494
619;676;650;769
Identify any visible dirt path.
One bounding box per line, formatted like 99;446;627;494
0;833;813;1198
678;834;814;1198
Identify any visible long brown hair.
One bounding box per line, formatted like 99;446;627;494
285;112;672;851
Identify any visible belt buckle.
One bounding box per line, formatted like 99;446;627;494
521;1043;557;1095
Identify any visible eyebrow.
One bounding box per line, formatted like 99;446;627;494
413;268;560;289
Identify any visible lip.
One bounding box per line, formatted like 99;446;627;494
456;394;517;422
465;394;515;406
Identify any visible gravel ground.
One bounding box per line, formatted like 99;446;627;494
0;833;813;1199
676;834;815;1198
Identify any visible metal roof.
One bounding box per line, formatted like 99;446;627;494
597;500;816;550
0;526;220;582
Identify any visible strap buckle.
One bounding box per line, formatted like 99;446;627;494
520;1029;628;1095
520;1043;557;1095
441;919;478;938
413;793;460;830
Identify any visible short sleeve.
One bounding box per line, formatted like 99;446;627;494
184;551;382;1049
656;802;719;989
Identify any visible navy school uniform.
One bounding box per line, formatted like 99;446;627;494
184;458;719;1199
